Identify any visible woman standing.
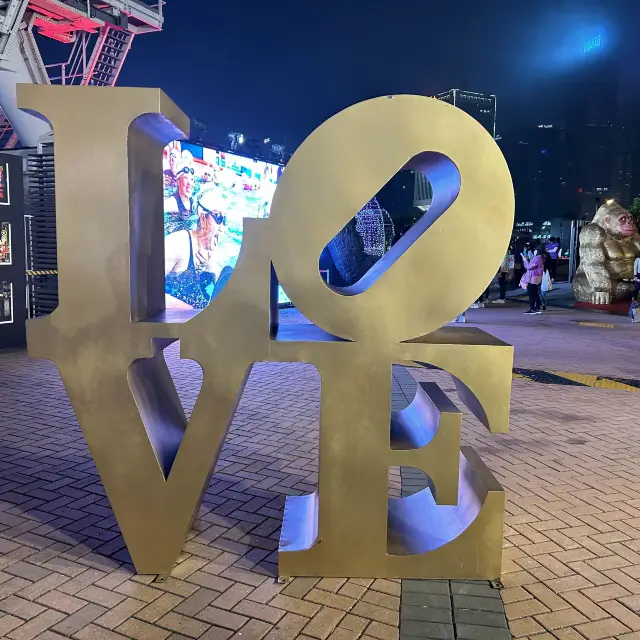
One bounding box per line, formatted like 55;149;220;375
520;246;544;315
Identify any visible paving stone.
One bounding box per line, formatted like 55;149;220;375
454;608;510;628
365;621;399;640
228;618;272;640
52;603;107;636
0;614;25;635
36;590;87;614
7;608;66;640
534;607;589;630
401;593;450;609
450;582;501;599
361;590;399;611
452;595;505;613
0;596;48;620
575;617;632;639
302;607;345;640
280;579;319;599
370;581;401;597
232;600;286;624
455;623;512;640
262;612;307;640
399;619;454;639
156;612;211;638
35;632;72;640
116;617;172;639
196;607;249;631
338;614;369;634
73;625;133;640
199;626;234;640
326;628;359;640
94;596;146;629
400;605;451;624
19;574;70;601
305;589;356;612
401;581;449;595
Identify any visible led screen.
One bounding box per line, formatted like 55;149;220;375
163;141;290;309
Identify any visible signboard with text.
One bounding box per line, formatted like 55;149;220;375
584;35;602;53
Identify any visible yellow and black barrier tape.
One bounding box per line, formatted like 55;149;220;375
395;361;640;393
26;270;58;276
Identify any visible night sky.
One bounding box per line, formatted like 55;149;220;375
117;0;639;150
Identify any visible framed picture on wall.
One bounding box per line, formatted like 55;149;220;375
0;222;11;265
0;281;12;324
0;163;10;206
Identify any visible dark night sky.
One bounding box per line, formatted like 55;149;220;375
117;0;639;150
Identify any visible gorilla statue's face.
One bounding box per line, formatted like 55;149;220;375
605;211;637;239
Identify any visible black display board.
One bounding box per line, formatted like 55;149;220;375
0;154;25;349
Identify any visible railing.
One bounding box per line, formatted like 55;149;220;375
44;31;92;85
94;0;164;26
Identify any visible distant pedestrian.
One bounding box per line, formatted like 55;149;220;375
470;285;491;308
493;247;515;303
634;255;640;300
520;246;544;315
545;237;560;281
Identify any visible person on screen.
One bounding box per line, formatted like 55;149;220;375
163;141;181;198
165;189;231;309
164;160;197;235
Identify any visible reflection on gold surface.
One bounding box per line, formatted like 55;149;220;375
22;86;514;579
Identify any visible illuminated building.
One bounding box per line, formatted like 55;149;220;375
514;220;552;240
563;34;620;217
436;89;497;139
413;171;433;210
499;125;569;222
631;118;640;203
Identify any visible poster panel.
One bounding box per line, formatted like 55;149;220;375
0;222;10;265
0;281;13;324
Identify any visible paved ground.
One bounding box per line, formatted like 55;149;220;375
463;303;640;378
1;303;640;640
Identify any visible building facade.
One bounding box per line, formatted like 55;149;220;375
436;89;497;138
563;35;622;216
499;125;570;223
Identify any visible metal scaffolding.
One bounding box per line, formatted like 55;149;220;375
0;0;164;148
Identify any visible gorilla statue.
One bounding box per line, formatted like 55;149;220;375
573;201;640;305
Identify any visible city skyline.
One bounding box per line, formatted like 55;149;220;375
115;0;640;151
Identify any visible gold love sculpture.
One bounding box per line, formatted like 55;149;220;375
20;85;514;579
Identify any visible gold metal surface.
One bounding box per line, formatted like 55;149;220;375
573;201;640;304
22;86;514;579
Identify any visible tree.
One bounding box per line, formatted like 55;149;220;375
630;196;640;225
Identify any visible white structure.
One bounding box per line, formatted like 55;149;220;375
0;0;163;148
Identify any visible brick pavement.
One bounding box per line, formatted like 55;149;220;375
0;350;403;640
1;305;640;639
408;364;640;640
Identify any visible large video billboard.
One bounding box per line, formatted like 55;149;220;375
163;141;287;309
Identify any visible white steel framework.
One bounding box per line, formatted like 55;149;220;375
0;0;164;148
